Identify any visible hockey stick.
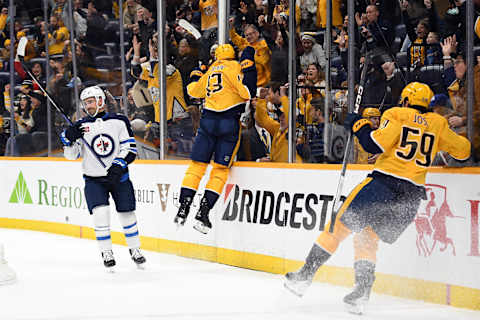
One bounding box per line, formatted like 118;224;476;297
17;37;106;168
329;54;371;232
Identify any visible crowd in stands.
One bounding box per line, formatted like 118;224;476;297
0;0;478;165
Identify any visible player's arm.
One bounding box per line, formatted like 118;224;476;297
115;115;138;167
187;67;208;99
239;46;257;98
438;119;471;161
344;109;399;154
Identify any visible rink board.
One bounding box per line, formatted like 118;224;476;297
0;158;479;310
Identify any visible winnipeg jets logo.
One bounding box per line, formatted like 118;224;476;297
91;134;115;158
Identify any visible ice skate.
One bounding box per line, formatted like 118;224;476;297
0;244;16;285
284;244;331;297
193;198;212;234
343;261;375;315
101;250;116;272
129;248;146;269
284;265;314;297
174;197;192;228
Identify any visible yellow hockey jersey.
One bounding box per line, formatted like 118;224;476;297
139;63;188;122
370;107;471;185
187;59;251;112
199;0;218;31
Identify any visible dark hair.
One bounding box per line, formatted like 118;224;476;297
266;81;282;94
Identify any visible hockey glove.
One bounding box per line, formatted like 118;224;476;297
107;158;128;184
63;123;85;144
343;113;372;134
189;67;204;83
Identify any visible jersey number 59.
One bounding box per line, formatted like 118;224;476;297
396;126;435;167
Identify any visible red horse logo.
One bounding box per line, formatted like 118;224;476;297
414;184;463;257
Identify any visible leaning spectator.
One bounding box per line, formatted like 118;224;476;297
299;34;326;73
229;19;272;87
28;91;48;134
254;83;303;163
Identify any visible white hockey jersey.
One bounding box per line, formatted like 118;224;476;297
61;113;137;177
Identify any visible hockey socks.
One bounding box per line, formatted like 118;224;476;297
284;244;331;297
343;260;376;315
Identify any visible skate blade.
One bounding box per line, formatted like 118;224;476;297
283;278;309;297
135;263;146;270
105;266;115;273
174;216;186;229
344;299;367;315
193;221;210;234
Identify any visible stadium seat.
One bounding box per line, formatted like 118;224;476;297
104;42;117;55
94;55;115;70
391;37;402;54
28;57;47;70
31;131;48;153
418;65;445;94
396;52;408;68
395;24;407;41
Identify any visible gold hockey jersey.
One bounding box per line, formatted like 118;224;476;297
371;107;471;185
187;59;251;112
139;63;188;122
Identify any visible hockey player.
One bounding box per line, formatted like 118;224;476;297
353;107;381;164
60;86;146;270
284;82;471;314
174;43;257;234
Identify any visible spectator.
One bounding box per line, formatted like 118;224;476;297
192;0;218;32
137;6;156;59
174;37;199;104
355;4;393;55
425;31;442;65
299;34;326;73
254;83;303;163
28;91;48;133
229;19;272;87
85;0;108;55
238;98;271;162
46;15;69;56
123;0;140;31
304;97;325;163
305;62;325;98
316;0;342;29
14;95;33;134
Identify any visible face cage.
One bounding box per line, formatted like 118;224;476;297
81;96;103;117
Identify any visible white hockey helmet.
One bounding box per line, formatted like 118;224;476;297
80;85;106;117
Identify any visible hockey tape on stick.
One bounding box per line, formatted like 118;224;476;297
17;40;106;168
178;19;202;40
328;55;371;233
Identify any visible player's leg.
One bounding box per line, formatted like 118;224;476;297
193;117;241;234
176;120;216;226
85;178;114;269
344;227;379;314
111;179;146;267
284;177;373;296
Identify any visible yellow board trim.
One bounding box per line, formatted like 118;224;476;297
0;217;478;311
1;157;480;174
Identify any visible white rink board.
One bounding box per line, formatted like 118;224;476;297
0;159;479;292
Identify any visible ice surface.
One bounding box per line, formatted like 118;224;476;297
0;228;478;320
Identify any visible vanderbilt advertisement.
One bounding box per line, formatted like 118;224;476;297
0;160;478;294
